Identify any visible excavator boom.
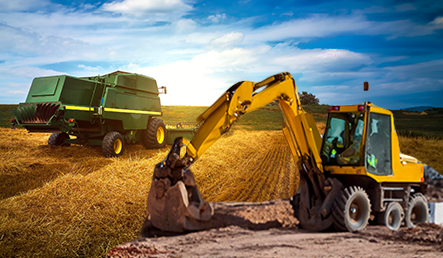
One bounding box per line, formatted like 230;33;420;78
147;72;343;232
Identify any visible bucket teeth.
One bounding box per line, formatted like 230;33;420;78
147;137;214;232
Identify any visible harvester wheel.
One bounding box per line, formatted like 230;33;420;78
48;132;70;146
405;193;429;228
380;202;404;231
332;186;371;232
102;131;124;158
144;118;166;149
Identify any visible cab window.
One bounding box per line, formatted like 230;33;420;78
321;112;364;166
365;113;392;175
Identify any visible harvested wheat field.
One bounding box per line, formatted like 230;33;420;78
1;127;442;257
0;128;297;257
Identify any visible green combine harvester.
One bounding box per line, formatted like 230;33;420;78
11;71;194;157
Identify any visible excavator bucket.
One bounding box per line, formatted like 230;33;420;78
147;137;213;232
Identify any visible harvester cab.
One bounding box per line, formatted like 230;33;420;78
146;72;428;234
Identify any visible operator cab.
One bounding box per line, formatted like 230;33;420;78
321;103;393;176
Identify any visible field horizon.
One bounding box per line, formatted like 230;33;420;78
2;104;442;138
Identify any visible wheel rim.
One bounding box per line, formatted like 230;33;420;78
349;202;361;223
411;205;426;224
156;126;165;144
349;195;367;226
114;138;122;154
387;212;395;226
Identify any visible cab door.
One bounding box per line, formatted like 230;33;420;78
365;112;392;176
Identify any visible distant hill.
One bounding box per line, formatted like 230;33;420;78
401;106;435;112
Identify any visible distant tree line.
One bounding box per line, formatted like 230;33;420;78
266;91;320;107
425;108;443;115
299;91;319;105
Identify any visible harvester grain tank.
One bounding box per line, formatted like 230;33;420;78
11;71;194;157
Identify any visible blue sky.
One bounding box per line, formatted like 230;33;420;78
1;0;442;109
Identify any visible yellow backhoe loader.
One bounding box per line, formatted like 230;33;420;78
147;72;428;233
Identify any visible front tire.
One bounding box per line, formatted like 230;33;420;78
143;118;166;149
48;132;70;146
102;131;124;158
332;186;371;232
405;193;429;228
381;202;404;231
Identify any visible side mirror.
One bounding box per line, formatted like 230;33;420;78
364;82;369;91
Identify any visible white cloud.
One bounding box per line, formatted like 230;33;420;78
0;0;50;12
193;46;271;71
7;89;28;95
247;14;371;41
281;12;294;17
116;44;375;105
209;32;244;48
1;3;442;108
136;60;225;106
78;64;103;71
383;59;443;80
272;48;371;79
208;14;227;23
247;13;443;41
102;0;193;19
430;16;443;26
0;66;62;79
175;19;197;33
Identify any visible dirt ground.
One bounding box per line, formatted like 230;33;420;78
107;197;443;258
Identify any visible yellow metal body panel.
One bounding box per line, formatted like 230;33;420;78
104;107;162;115
186;73;323;173
64;105;95;111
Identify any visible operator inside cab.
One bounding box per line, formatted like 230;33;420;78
321;110;393;176
321;112;364;166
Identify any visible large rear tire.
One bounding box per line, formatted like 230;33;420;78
405;193;429;228
380;202;404;231
102;131;124;158
48;132;70;146
332;186;371;232
143;118;167;149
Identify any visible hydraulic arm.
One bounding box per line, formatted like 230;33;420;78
147;72;343;232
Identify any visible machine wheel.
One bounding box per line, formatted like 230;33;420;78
405;193;429;228
48;132;70;146
380;202;404;231
143;118;167;149
332;186;371;232
102;131;124;158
